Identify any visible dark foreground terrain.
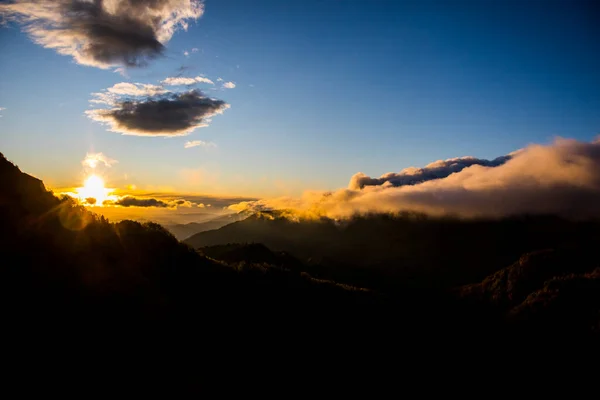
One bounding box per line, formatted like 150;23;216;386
1;152;599;390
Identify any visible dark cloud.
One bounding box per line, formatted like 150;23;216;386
144;193;257;209
101;195;219;208
87;89;229;136
0;0;204;69
349;155;512;189
107;196;169;208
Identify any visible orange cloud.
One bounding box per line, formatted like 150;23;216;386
229;137;600;220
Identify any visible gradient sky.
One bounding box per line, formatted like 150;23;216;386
1;0;599;198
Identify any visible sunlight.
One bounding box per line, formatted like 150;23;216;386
76;174;114;205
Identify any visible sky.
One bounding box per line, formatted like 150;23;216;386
0;0;599;222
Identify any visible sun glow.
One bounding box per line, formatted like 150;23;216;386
76;175;114;205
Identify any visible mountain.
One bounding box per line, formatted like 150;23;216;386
165;213;248;240
459;248;600;337
199;242;303;268
185;212;600;290
2;150;599;388
0;153;382;323
3;153;443;356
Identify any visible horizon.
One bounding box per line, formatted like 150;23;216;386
1;0;599;224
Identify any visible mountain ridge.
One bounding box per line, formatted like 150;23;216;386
1;150;599;378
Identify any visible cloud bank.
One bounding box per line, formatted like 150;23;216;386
87;88;229;136
349;155;512;189
229;138;600;220
0;0;204;69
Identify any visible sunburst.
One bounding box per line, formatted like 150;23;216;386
76;174;114;205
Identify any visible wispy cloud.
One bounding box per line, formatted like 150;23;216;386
89;83;167;106
0;0;204;69
229;138;600;220
162;76;214;86
82;152;118;169
113;67;129;77
222;81;236;89
0;107;5;117
191;47;199;53
109;82;166;96
184;140;217;149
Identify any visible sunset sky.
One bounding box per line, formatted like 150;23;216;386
1;0;599;222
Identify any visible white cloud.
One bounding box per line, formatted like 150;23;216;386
90;82;167;105
184;140;217;149
113;67;129;77
183;51;190;57
162;76;214;86
108;82;166;96
222;81;236;89
82;152;118;169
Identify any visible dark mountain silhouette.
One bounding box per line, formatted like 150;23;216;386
1;151;599;390
459;248;600;337
165;213;248;240
0;154;382;322
199;242;304;268
1;154;424;353
185;212;600;290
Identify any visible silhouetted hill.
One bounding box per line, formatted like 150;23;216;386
510;268;600;335
459;248;600;337
165;213;248;240
0;152;391;342
186;212;600;290
199;243;303;267
2;151;599;388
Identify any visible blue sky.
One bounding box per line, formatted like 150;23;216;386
0;0;599;198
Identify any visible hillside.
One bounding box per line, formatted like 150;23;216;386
1;151;599;387
0;153;393;344
459;248;600;337
165;213;248;240
185;211;600;290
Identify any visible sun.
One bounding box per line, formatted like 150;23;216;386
76;174;113;205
